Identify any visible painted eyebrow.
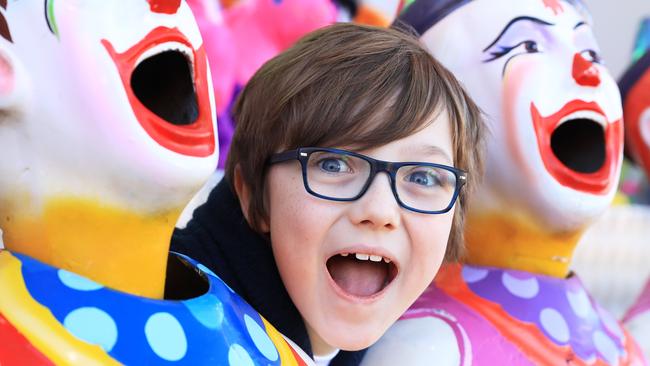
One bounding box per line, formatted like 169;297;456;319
482;16;555;53
574;21;587;30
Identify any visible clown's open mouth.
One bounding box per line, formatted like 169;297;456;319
102;27;215;157
132;45;197;126
531;100;622;194
326;252;398;298
550;111;606;173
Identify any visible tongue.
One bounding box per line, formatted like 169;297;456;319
327;256;388;297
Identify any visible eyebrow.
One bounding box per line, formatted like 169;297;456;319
482;16;555;52
409;145;453;165
574;21;587;30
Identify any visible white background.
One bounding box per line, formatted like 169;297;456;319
589;0;650;78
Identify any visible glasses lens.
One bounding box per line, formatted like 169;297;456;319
395;164;458;212
305;150;371;199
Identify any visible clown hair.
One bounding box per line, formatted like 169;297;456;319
396;0;589;36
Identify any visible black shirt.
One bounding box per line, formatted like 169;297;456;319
171;178;366;365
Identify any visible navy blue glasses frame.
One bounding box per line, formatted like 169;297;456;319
268;147;468;214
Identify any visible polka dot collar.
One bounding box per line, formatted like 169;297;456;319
461;265;627;364
15;251;305;365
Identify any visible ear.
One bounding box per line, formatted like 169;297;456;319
234;165;270;233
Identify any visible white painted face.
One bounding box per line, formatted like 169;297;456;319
419;0;623;230
0;0;217;212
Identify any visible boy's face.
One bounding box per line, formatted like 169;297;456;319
419;0;622;230
264;114;454;352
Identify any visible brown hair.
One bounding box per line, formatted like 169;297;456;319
226;22;485;261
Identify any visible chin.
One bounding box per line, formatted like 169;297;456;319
531;180;615;231
324;324;386;351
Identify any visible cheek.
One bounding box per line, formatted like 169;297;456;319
408;212;454;272
266;171;333;267
500;59;546;177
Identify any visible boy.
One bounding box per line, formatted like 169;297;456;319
172;22;485;364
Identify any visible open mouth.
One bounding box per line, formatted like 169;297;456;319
531;100;622;194
326;251;398;299
102;27;215;157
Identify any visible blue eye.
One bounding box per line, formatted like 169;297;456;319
319;158;350;173
407;170;440;187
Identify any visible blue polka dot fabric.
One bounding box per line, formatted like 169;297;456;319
17;252;289;365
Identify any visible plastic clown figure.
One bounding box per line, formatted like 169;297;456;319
620;18;650;360
364;0;646;365
0;1;311;364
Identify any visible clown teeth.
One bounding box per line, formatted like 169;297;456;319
558;110;607;129
135;41;194;69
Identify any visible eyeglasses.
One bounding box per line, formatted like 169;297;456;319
268;147;467;214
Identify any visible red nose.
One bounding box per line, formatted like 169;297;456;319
147;0;181;14
572;53;601;87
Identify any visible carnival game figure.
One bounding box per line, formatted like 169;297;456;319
620;18;650;360
0;1;311;364
363;1;646;365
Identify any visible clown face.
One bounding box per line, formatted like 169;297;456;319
0;1;217;297
418;0;622;231
621;52;650;180
0;0;217;213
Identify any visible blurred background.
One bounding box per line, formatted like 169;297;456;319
589;1;650;79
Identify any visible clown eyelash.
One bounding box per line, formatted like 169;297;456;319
483;40;540;63
484;45;516;62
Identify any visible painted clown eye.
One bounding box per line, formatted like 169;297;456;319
524;40;539;53
485;40;541;62
580;49;603;64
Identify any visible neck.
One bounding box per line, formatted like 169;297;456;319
2;197;182;299
306;323;338;359
464;212;584;278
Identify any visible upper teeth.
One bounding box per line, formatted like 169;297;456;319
558;110;607;129
340;252;391;263
136;41;194;68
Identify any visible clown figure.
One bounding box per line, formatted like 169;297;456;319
619;18;650;360
0;1;311;364
364;0;646;365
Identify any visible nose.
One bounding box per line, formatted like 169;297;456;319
572;53;601;87
348;173;401;230
147;0;181;14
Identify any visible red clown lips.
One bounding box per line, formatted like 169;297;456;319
531;100;622;195
102;26;215;157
